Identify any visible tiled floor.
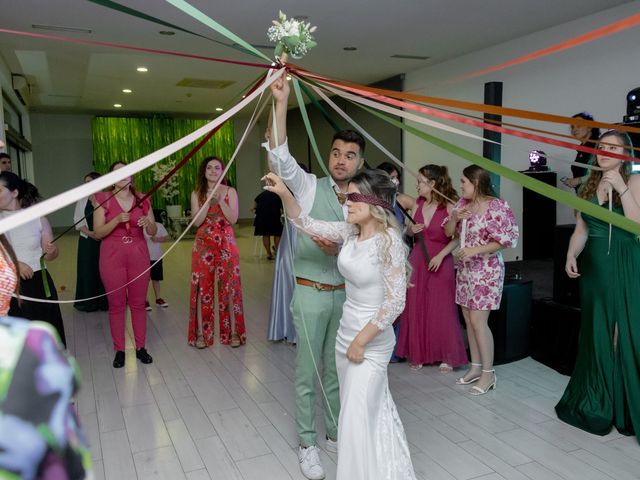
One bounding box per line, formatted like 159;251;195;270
48;225;639;480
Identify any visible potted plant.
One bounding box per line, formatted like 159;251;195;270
152;161;182;218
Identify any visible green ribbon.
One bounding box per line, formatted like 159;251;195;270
357;104;640;236
87;0;233;48
164;0;272;62
292;78;331;177
298;81;343;133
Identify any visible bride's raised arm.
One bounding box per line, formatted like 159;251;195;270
262;172;356;243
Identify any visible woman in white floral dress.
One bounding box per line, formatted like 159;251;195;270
264;169;416;480
444;165;519;395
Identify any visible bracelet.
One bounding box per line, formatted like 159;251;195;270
620;187;630;197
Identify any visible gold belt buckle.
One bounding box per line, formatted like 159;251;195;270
313;281;327;291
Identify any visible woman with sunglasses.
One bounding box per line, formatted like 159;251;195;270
263;169;416;480
94;162;156;368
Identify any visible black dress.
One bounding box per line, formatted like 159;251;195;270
570;140;596;192
253;191;283;236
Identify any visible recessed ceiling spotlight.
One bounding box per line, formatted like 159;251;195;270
136;67;148;72
343;47;357;51
293;15;308;21
122;89;132;93
286;75;292;81
215;107;223;112
113;104;122;108
159;30;175;36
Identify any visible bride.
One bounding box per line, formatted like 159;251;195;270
263;169;416;480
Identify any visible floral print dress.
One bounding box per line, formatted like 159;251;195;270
188;196;246;346
449;197;519;311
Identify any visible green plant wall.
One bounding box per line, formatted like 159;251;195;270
92;117;235;210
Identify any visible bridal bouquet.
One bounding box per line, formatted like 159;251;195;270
267;11;317;60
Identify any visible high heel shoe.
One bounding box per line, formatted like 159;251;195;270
455;363;482;385
469;369;496;396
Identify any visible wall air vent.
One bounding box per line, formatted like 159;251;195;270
390;54;430;60
32;24;92;34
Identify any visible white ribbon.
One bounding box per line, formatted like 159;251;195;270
13;71;275;304
0;68;285;236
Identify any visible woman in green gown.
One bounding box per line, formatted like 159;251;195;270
73;172;108;311
556;130;640;441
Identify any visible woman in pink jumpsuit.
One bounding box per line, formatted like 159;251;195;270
94;162;157;368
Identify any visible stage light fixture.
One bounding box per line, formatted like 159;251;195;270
528;150;548;171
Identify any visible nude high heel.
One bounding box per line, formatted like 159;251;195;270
469;369;496;396
455;363;482;385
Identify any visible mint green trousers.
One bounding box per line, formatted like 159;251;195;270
291;285;345;447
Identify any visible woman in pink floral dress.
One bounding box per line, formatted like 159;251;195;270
188;157;246;349
444;165;518;395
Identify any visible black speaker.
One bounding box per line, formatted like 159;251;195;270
490;279;532;365
522;171;557;259
553;224;580;307
459;279;532;365
530;298;581;375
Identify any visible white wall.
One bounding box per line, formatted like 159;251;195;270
403;2;640;260
30;113;95;227
0;55;33;180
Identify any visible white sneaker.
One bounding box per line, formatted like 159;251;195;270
298;445;325;480
325;437;337;454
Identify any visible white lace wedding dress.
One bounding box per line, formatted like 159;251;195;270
291;214;416;480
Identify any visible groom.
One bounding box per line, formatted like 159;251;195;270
265;74;364;480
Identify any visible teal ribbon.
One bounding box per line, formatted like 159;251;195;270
86;0;235;49
164;0;272;62
297;81;343;133
292;78;331;177
357;103;640;236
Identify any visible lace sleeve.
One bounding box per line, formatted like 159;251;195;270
288;213;357;243
371;230;408;330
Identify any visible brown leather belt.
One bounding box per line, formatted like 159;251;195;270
296;277;345;291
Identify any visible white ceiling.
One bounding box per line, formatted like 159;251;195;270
0;0;633;115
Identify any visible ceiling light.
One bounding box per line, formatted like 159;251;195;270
122;89;132;93
136;67;148;72
215;107;223;112
343;47;357;51
159;30;175;36
32;24;92;34
113;104;122;108
286;75;292;81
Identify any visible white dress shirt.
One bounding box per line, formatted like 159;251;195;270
262;138;348;220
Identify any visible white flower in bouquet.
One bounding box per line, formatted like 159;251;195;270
152;162;180;205
267;11;317;60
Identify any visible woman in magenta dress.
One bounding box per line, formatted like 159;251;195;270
188;156;246;348
94;162;157;368
396;165;467;372
444;165;519;395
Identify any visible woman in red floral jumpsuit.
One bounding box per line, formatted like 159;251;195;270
188;156;246;348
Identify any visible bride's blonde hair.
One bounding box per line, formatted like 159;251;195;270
349;169;412;280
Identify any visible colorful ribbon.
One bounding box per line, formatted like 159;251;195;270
292;67;640;135
0;68;285;236
356;103;640;236
0;28;273;70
